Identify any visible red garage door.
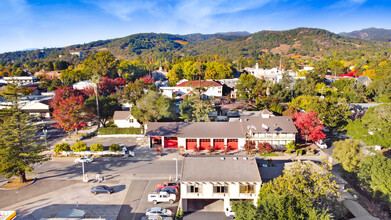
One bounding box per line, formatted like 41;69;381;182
186;139;197;151
199;139;211;150
213;139;225;150
227;139;238;150
164;137;178;148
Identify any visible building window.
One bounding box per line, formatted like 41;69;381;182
128;119;134;123
187;184;201;193
240;184;255;193
213;185;228;194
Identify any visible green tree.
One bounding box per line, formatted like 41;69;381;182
109;144;122;152
231;201;258;220
358;155;391;202
54;143;70;153
71;142;88;152
83;51;118;78
85;94;122;127
236;73;259;103
0;84;50;183
346;104;391;148
332;139;362;172
48;78;62;91
179;93;214;122
90;143;104;152
131;90;173;124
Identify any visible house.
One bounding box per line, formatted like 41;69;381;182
356;76;372;87
145;114;297;150
160;80;223;98
21;101;51;118
34;71;61;79
180;156;262;212
113;111;142;128
151;67;168;81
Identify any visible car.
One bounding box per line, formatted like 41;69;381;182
225;206;235;218
315;140;328;149
91;185;114;195
141;215;173;220
156;182;179;190
146;207;172;217
74;157;93;163
157;186;178;195
148;191;176;204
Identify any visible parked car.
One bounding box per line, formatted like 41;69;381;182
145;207;172;217
315;140;328;149
157;186;178;195
156;182;179;190
225;206;235;218
74;157;93;163
148;191;176;204
91;185;114;195
141;215;173;220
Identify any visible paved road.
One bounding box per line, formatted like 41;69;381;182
118;180;148;220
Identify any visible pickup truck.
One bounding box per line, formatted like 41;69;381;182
148;192;176;205
155;182;179;190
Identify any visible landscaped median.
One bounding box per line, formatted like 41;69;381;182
97;127;144;137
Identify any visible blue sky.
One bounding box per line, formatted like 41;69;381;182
0;0;391;53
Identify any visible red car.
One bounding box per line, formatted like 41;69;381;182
156;182;179;190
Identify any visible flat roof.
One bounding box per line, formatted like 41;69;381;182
181;156;262;182
240;116;298;134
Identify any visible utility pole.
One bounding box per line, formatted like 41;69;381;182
173;158;178;181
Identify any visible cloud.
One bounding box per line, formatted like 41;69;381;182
83;0;157;21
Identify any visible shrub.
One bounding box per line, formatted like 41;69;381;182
54;142;70;153
244;141;256;154
258;142;273;153
99;127;142;135
296;149;306;155
71;142;88;152
109;144;122;152
286;142;298;151
90;143;104;152
175;207;184;220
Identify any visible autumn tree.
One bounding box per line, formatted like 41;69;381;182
50;86;88;135
0;84;49;183
292;111;325;143
122;77;157;105
332;139;362;173
258;142;273;153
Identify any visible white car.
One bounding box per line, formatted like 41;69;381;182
146;207;172;217
315;140;328;149
74;157;94;163
225;206;235;218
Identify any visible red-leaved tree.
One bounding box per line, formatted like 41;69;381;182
258;142;273;153
50;86;88;135
82;77;126;97
292;111;326;143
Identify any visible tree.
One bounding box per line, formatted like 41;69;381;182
109;144;122;152
231;201;258;220
244;140;256;154
0;84;49;183
50;86;88;135
286;141;298;152
346;104;391;148
236;73;259;103
123;78;157;105
48;78;62;92
71;142;88;152
292;111;325;143
54;143;70;153
131;90;173;124
83;51;118;78
90;143;104;152
358;155;391;202
332;139;362;173
179;93;214;122
85;94;122;127
258;142;272;153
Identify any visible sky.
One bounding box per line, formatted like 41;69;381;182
1;0;391;53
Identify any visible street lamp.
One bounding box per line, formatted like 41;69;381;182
173;158;178;181
43;129;48;150
82;161;88;182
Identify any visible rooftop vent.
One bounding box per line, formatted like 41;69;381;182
220;157;225;161
243;157;248;160
233;157;238;160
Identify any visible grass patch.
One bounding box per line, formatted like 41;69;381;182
1;178;34;188
259;152;278;156
99;127;142;135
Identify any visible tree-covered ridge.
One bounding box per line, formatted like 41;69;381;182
1;27;390;63
340;27;391;41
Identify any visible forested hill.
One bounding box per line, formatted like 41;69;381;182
1;28;390;63
340;27;391;41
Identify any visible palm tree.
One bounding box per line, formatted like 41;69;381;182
90;74;101;130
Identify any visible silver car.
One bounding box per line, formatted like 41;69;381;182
146;207;172;217
74;156;94;163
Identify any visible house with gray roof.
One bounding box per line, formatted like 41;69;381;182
113;111;141;128
180;155;262;212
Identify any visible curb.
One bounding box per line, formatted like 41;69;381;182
0;178;37;191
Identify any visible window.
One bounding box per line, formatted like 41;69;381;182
128;119;134;123
240;184;255;193
187;184;201;193
200;139;210;142
213;185;228;194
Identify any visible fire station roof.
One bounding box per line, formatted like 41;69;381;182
145;122;246;138
240;116;298;134
181;156;262;182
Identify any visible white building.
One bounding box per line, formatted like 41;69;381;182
113;111;142;128
0;76;38;86
72;80;94;90
180;156;262;212
160;80;223;98
21;101;51;118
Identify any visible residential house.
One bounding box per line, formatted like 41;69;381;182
21;101;51;118
113;111;142;128
180;156;262;212
151;67;168;81
356;76;372;87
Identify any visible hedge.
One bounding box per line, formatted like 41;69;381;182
99;127;142;135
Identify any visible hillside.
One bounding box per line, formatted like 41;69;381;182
340;27;391;41
1;28;390;63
